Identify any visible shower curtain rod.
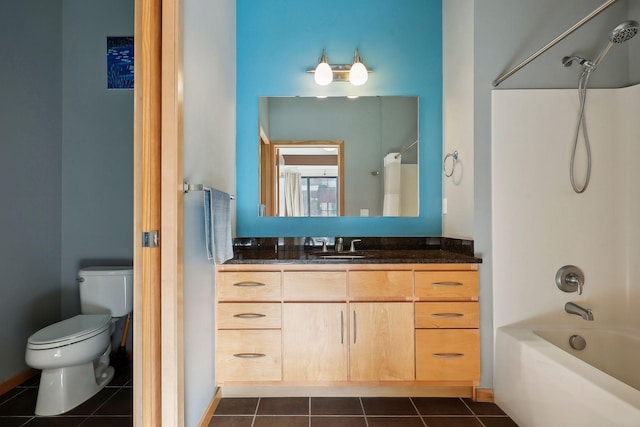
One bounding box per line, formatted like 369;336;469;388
492;0;619;87
394;140;418;159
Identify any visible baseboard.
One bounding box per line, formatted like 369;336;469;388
220;385;474;398
473;387;494;402
197;387;222;427
0;368;38;396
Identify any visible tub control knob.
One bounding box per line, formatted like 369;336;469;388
555;265;585;295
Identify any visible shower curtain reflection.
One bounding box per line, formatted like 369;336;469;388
282;170;304;216
383;153;402;216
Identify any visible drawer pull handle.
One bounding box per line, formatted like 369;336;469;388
431;282;464;287
431;313;464;318
233;282;266;287
432;352;464;358
233;353;266;358
233;313;266;319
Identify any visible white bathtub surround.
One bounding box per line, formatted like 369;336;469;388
496;327;640;427
492;83;640;426
492;83;640;328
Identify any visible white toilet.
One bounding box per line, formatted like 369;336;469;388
25;266;133;416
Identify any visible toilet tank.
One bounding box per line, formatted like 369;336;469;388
78;267;133;317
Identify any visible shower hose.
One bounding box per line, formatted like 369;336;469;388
570;67;593;193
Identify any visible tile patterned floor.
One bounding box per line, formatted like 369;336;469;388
0;362;133;427
2;365;520;427
208;397;519;427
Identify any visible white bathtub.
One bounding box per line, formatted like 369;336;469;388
495;327;640;427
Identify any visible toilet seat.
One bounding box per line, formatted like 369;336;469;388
27;314;111;350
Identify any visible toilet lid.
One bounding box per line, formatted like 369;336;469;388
28;314;111;349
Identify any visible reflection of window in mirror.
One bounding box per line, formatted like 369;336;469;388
267;140;344;217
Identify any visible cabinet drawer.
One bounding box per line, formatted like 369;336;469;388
415;271;478;300
415;302;479;328
349;271;413;299
217;330;282;382
416;329;479;381
217;272;281;301
217;303;281;329
283;271;347;301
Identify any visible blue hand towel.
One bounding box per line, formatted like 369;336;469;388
204;187;233;264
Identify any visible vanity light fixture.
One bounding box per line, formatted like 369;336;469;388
314;49;333;86
349;49;368;86
308;48;371;85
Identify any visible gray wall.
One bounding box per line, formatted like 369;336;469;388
472;0;634;387
183;0;236;425
0;0;133;383
61;0;134;318
0;0;63;382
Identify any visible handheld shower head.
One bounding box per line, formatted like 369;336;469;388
610;20;639;43
592;20;639;68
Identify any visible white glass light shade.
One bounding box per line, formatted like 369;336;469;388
349;61;368;86
314;62;333;86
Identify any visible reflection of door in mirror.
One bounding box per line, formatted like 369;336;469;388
260;139;344;217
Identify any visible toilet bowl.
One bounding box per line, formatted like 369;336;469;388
25;266;133;416
26;314;114;416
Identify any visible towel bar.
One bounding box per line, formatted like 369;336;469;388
182;181;234;199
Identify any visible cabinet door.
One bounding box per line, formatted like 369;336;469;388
282;303;348;381
349;302;415;381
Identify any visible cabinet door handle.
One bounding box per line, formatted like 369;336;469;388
431;313;464;318
233;353;266;358
233;313;266;319
233;282;266;287
353;310;357;344
432;353;464;358
431;282;464;287
340;310;344;344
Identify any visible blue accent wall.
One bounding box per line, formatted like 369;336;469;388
237;0;442;236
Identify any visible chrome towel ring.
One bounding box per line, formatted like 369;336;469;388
443;150;458;177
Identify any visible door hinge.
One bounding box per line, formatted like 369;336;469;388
142;230;159;248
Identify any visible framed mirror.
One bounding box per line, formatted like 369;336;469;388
258;96;419;217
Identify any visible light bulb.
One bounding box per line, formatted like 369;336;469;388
314;61;333;86
349;61;368;86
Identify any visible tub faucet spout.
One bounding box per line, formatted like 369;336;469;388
565;302;594;321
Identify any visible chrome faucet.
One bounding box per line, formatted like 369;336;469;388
335;237;343;252
564;302;594;321
349;239;362;252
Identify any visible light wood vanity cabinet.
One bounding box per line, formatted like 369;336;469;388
216;263;479;393
216;271;283;383
349;302;414;381
414;270;480;383
282;302;348;381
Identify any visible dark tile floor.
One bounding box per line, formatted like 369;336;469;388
209;396;519;427
0;362;133;427
2;365;519;427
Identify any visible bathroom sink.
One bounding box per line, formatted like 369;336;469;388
320;254;366;259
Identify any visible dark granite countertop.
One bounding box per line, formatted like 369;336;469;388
225;237;482;265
